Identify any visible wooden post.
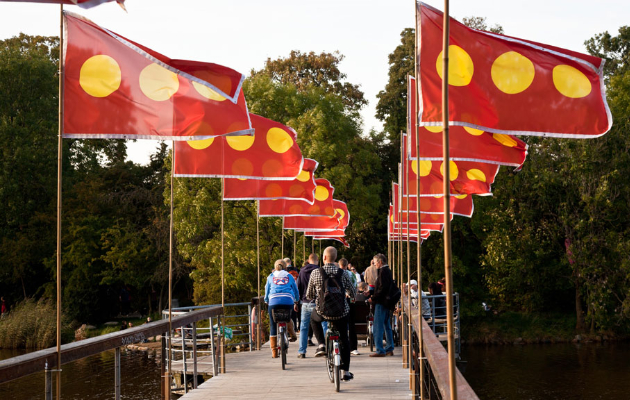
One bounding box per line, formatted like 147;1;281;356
220;179;226;374
441;1;457;398
166;141;174;400
416;12;425;400
256;202;261;351
161;335;167;400
56;6;64;400
192;322;198;389
209;316;218;377
302;232;305;266
115;347;121;400
400;136;408;370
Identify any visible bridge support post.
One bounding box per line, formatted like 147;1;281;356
192;322;198;389
115;347;121;400
44;364;52;400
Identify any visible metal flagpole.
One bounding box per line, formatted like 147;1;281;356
56;5;64;399
166;141;175;400
415;2;425;397
281;224;284;259
400;134;408;370
441;0;457;397
256;201;261;351
302;232;305;266
406;137;413;385
220;178;226;373
293;230;296;264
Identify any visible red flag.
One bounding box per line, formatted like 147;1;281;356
2;0;124;8
416;2;611;138
407;76;527;169
401;133;498;196
304;229;346;237
394;182;473;217
64;12;252;140
174;113;303;179
223;159;317;202
389;204;449;226
333;200;350;230
312;236;350;248
283;212;340;232
258;179;335;217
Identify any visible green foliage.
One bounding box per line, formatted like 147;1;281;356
0;298;73;349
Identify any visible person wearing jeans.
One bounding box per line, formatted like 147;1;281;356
369;253;395;357
298;301;316;355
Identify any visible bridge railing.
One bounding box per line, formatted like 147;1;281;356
401;293;478;400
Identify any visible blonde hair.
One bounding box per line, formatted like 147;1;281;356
274;259;286;271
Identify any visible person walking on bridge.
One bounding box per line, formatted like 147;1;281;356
306;247;356;381
369;253;395;357
265;259;299;358
296;253;320;358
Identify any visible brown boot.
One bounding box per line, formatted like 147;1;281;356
270;336;278;358
288;320;298;342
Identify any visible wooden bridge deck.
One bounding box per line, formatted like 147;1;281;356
179;337;411;399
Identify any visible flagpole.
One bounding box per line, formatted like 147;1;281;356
302;232;305;266
400;134;408;370
220;178;225;373
56;5;64;400
166;141;175;400
256;201;261;351
406;139;412;386
281;224;284;259
293;230;296;264
441;0;457;397
415;2;425;397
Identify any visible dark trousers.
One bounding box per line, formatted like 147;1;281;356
311;310;351;371
347;301;357;351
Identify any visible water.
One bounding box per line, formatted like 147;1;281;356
463;341;630;400
0;348;161;400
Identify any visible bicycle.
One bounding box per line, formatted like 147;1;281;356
325;326;342;392
271;308;292;370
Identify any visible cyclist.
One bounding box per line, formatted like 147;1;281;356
306;246;356;381
265;259;299;358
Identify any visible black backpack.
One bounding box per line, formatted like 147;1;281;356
317;267;346;319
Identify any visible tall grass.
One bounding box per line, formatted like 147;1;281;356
0;298;73;349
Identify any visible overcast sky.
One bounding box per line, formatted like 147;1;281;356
1;0;627;164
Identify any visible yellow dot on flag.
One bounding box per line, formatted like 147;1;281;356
289;184;305;197
325;206;335;216
440;161;459;181
187;137;214;150
390;215;394;223
315;186;329;201
553;65;591;98
436;45;474;86
425;126;443;133
492;133;517;147
192;81;227;101
430;214;440;221
491;51;535;94
267;127;293;154
262;159;282;177
296;170;310;182
454;194;467;199
289;204;304;214
139;63;179;101
265;183;283;198
226;135;255;151
466;169;487;182
238;178;247;181
411;160;432;177
79;55;121;98
336;208;345;220
231;158;253;176
464;126;484;136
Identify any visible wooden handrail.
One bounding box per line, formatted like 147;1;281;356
0;305;223;384
402;294;478;400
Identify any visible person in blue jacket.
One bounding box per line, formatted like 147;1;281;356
265;259;299;358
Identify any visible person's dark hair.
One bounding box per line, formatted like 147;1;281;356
339;258;348;268
428;282;442;295
373;253;387;264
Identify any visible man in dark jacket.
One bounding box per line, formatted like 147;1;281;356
369;253;395;357
296;253;320;358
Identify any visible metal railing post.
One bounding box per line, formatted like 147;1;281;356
248;304;252;352
220;314;226;374
115;347;121;400
192;322;198;389
45;363;52;400
161;334;167;400
182;325;188;393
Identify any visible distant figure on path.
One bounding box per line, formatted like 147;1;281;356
296;253;320;358
264;259;299;358
1;297;7;319
369;254;395;358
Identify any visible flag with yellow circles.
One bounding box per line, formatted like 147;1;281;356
258;179;335;218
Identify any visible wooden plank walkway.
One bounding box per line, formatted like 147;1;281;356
179;337;412;399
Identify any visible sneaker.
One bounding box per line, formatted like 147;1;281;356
341;371;354;381
369;352;386;357
297;353;305;359
315;345;326;357
351;350;360;356
308;339;315;347
385;351;394;356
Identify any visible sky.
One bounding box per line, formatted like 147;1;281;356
1;0;628;164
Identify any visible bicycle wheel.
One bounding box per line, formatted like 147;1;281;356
326;340;334;382
280;328;286;370
334;364;340;392
369;330;374;352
